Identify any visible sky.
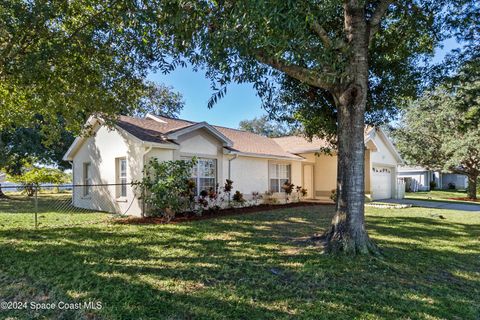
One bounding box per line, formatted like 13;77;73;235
148;38;460;129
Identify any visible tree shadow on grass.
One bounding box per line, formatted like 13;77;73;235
0;206;479;319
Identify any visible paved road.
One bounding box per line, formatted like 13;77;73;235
380;199;480;212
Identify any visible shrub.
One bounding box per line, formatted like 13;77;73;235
282;180;295;203
262;191;278;205
224;179;233;193
224;179;234;205
232;190;245;205
295;186;308;202
300;188;308;197
430;180;437;190
136;158;197;219
448;182;456;190
251;191;262;205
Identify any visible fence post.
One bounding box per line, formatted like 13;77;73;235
34;186;38;228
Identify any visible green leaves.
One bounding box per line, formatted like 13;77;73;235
8;167;71;186
393;56;480;198
0;1;156;133
136;158;197;217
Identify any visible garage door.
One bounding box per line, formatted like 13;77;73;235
372;167;392;200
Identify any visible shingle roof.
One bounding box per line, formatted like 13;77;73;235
274;127;375;154
273;136;331;154
116;115;300;159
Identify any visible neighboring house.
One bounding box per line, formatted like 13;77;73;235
63;114;404;216
0;173;5;183
398;166;468;191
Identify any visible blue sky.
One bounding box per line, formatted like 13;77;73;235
148;38;459;129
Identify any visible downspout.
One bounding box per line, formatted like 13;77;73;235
228;154;238;180
141;145;153;217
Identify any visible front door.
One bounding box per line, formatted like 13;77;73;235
303;164;314;199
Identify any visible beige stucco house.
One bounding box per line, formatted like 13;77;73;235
63;114;404;216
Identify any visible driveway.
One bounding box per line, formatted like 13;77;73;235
379;199;480;212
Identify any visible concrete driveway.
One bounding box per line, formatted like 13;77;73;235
379;199;480;212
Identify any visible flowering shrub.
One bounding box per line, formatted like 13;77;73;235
251;191;262;205
136;158;197;219
282;181;295;202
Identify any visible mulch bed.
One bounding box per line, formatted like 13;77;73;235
448;197;480;202
113;202;330;225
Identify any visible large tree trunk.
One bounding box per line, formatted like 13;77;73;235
321;2;379;255
467;174;478;200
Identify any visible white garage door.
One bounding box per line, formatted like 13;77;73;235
372;167;392;200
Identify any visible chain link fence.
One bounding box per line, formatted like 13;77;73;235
0;183;140;228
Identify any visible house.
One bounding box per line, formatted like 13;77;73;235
63;114;405;216
398;166;468;191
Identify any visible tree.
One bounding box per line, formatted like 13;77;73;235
142;0;472;254
393;65;480;199
8;167;71;196
0;1;159;134
238;115;296;137
0;119;75;176
134;81;185;118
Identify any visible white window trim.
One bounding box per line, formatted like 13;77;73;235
83;162;92;197
116;157;127;199
182;157;217;195
269;162;291;193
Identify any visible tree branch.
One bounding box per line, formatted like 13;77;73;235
310;21;332;48
254;50;334;90
367;0;394;44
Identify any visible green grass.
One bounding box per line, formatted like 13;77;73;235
406;189;479;204
0;199;479;319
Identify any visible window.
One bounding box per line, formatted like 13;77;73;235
183;157;217;195
83;163;92;196
269;163;291;192
117;158;127;197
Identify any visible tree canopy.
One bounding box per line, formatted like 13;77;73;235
134;81;185;118
0;1;159;133
238;115;297;138
393;60;480;199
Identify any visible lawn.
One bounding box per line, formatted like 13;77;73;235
0;200;479;319
406;189;479;204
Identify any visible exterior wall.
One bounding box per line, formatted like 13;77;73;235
398;171;430;191
291;161;303;187
177;129;222;156
442;173;468;190
72;125;145;215
313;154;338;199
227;156;270;197
369;132;400;199
365;150;371;194
145;148;175;163
370;133;398;166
